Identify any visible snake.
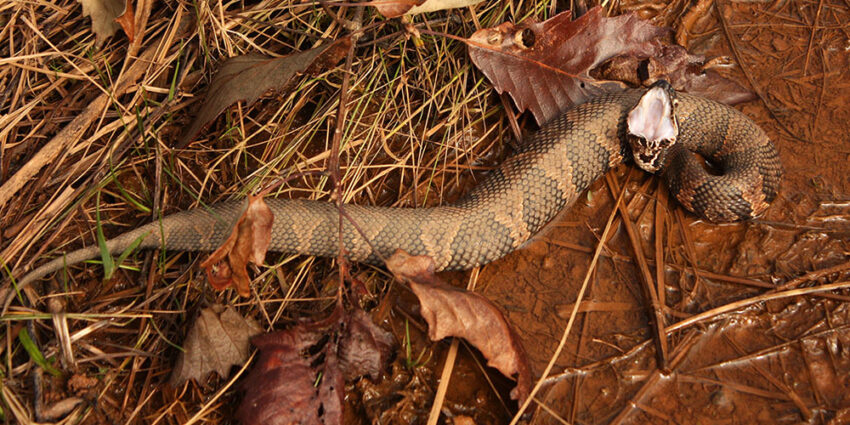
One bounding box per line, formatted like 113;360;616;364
9;82;781;300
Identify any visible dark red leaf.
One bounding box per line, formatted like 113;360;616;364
237;306;395;425
468;7;666;124
339;309;396;381
386;250;533;403
178;36;351;148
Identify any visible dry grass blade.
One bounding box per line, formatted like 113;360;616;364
667;281;850;333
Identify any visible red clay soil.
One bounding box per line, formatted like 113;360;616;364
472;1;850;424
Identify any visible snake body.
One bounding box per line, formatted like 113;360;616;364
13;88;781;291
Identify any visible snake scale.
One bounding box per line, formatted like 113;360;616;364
12;86;781;296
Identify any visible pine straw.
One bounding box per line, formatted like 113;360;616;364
0;0;558;423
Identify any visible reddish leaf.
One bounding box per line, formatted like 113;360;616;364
339;309;396;381
596;44;756;105
386;250;532;403
237;306;395;425
177;36;351;148
170;305;262;386
467;7;666;124
200;194;274;297
114;0;134;43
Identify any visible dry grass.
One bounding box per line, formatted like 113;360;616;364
0;0;557;423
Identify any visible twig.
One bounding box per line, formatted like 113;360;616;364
666;280;850;333
609;331;700;425
605;173;669;371
327;5;363;300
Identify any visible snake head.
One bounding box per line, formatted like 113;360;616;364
627;80;679;173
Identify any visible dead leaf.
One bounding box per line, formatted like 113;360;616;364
114;0;135;43
373;0;484;18
200;194;274;297
339;309;396;381
386;250;532;403
177;36;352;148
595;44;756;105
467;7;666;125
647;45;755;105
237;305;395;425
170;305;262;386
77;0;132;46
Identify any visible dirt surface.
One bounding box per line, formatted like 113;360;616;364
475;0;850;423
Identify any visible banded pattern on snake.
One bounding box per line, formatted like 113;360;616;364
11;86;781;296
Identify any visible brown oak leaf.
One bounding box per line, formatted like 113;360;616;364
237;305;395;425
177;36;351;148
170;305;262;386
467;7;666;125
201;194;273;297
386;250;533;403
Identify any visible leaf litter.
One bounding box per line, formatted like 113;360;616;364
177;36;352;148
467;6;754;125
77;0;134;46
170;305;263;386
236;303;395;425
468;7;667;125
201;194;274;297
387;250;533;404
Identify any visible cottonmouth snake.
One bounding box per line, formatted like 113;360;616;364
10;85;781;297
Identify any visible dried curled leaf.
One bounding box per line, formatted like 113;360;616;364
170;305;262;386
468;7;666;124
373;0;484;18
177;36;351;148
77;0;133;46
386;250;532;403
237;306;395;425
595;44;755;105
201;195;274;297
114;0;135;43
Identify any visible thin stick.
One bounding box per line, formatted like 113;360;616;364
606;174;668;370
666;281;850;333
327;5;362;300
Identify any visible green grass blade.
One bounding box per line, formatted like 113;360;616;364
18;328;62;377
95;192;115;280
114;232;150;268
